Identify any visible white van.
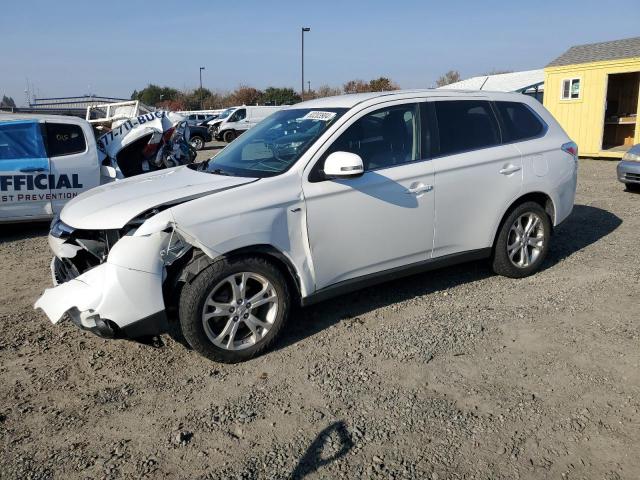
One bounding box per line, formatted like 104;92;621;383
214;106;283;143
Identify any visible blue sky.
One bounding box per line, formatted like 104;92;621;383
2;0;638;105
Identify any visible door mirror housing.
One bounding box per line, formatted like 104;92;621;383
100;165;118;179
323;151;364;179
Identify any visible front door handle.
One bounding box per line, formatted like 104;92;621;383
405;183;433;195
19;167;47;173
499;164;521;175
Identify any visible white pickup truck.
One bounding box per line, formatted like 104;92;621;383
0;111;191;223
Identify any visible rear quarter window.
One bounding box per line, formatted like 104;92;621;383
45;123;86;157
495;101;546;142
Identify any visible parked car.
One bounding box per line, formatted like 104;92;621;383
35;90;577;363
187;124;212;150
616;144;640;192
213;106;283;143
207;107;236;136
0;112;194;223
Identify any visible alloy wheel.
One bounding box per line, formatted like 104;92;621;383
201;272;278;351
506;212;545;268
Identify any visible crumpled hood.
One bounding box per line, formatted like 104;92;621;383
61;166;257;230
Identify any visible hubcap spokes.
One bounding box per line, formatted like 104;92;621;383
507;213;544;268
202;272;278;351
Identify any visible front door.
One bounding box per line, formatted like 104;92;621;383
303;102;435;290
0;120;51;220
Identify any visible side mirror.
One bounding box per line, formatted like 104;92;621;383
100;165;118;179
323;151;364;179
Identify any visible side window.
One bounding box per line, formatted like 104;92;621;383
495;101;545;142
188;114;197;120
44;123;86;157
325;103;419;171
0;121;46;160
561;78;581;100
230;109;247;122
433;100;499;156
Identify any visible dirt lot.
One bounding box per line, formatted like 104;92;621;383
1;159;638;480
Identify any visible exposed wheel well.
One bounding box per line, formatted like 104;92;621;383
492;192;555;249
173;245;302;306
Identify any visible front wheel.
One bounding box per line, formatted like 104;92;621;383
625;183;640;193
492;202;551;278
223;130;237;143
179;256;290;363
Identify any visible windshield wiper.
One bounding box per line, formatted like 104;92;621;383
210;167;233;176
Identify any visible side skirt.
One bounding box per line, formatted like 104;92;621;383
301;248;491;307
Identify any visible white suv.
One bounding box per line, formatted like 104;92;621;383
36;90;578;363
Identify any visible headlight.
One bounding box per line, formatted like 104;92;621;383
50;216;75;238
622;144;640;162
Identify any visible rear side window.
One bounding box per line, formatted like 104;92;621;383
0;121;47;160
45;123;86;157
433;100;500;156
495;101;545;142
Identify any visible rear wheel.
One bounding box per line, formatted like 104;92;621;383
492;201;551;278
223;130;237;143
179;256;290;363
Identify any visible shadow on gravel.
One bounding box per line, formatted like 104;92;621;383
277;204;620;351
289;421;353;480
545;204;621;266
0;221;49;244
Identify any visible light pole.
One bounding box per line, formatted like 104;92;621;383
301;27;310;101
199;66;205;109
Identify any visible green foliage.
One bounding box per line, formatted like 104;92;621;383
1;95;16;108
261;87;300;105
131;84;180;106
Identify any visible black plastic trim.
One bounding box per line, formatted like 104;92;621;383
301;248;491;306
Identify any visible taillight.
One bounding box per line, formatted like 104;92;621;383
561;141;578;158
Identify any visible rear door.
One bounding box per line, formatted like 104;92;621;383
0;119;51;220
44;120;100;214
427;98;523;257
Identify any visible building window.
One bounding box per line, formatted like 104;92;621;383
561;78;581;100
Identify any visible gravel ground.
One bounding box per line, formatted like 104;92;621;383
1;159;638;480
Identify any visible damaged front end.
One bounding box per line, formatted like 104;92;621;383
35;212;194;340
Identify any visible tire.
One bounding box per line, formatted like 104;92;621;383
190;136;204;150
625;183;640;193
178;256;290;363
223;130;236;143
491;201;552;279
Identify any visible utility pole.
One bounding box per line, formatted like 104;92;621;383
199;66;205;109
301;27;310;101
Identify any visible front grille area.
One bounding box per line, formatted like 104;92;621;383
53;257;81;284
54;228;123;282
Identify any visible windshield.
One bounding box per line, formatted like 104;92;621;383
196;108;347;177
217;108;236;120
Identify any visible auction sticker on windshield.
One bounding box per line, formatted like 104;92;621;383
301;111;337;121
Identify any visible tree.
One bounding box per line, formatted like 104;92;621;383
131;84;180;106
231;85;263;106
1;95;16;108
315;85;342;98
435;70;461;87
261;87;300;105
343;79;371;94
368;77;399;91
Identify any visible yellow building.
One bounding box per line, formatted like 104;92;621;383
544;37;640;158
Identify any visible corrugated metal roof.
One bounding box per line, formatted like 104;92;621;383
547;36;640;67
438;70;544;92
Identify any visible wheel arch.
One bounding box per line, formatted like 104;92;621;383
176;244;303;306
491;191;556;250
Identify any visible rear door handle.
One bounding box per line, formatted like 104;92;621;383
499;164;521;175
19;167;47;173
